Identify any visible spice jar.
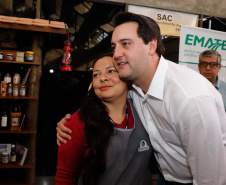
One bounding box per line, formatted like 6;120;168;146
13;73;20;85
25;51;34;62
6;54;13;61
20;85;26;96
13;85;19;96
2;152;9;163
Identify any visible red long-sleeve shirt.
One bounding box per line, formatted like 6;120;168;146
55;102;134;185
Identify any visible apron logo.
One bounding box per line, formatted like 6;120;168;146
138;140;149;152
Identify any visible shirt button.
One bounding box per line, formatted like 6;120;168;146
159;154;162;158
152;138;156;142
163;171;168;174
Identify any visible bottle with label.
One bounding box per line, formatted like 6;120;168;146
1;81;7;96
10;144;16;163
7;83;12;96
1;107;8;129
10;103;21;131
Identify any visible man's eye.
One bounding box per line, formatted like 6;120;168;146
123;42;129;46
109;69;116;73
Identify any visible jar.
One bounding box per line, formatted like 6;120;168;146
2;152;9;163
6;54;13;61
0;51;3;60
20;85;26;96
13;85;19;96
13;73;20;85
4;73;11;84
25;51;34;62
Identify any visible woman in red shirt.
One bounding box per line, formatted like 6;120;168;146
55;53;152;185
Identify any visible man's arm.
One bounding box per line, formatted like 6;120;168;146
56;114;72;146
176;96;226;185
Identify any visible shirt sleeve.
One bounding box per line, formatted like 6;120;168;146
176;96;226;185
55;112;87;185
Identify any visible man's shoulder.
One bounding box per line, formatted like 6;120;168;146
219;79;226;87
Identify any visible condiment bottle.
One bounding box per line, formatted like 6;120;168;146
1;108;8;129
1;81;7;96
10;144;16;163
10;103;21;131
7;83;12;96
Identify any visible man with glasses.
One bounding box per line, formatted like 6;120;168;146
198;50;226;111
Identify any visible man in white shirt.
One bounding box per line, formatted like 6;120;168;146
56;12;226;185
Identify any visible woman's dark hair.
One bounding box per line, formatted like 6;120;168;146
79;52;115;185
113;12;165;57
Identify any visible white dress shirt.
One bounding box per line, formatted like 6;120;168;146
129;56;226;185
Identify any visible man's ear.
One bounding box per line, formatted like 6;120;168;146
148;39;157;55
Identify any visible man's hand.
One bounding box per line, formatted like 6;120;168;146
56;114;72;146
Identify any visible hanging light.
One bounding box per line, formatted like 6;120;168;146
61;32;72;71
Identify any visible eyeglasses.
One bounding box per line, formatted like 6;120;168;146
199;62;220;69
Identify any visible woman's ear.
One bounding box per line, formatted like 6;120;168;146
148;39;157;55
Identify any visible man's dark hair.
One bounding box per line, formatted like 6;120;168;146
113;12;165;57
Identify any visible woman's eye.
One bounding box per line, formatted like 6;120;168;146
93;73;99;78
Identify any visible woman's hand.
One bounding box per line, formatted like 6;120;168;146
56;114;72;146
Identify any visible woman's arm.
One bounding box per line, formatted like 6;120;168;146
55;112;87;185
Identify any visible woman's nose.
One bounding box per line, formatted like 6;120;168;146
100;75;108;82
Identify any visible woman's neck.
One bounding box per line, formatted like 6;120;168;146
103;98;127;124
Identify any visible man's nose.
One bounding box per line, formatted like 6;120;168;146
206;64;211;70
113;45;122;59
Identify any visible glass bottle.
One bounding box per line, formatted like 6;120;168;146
7;82;12;96
1;106;8;129
10;103;21;131
10;144;16;163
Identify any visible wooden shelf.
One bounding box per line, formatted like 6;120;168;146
0;60;39;65
0;22;67;34
0;130;36;134
0;163;35;169
0;96;39;100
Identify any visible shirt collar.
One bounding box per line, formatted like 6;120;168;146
214;76;220;90
132;56;168;100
